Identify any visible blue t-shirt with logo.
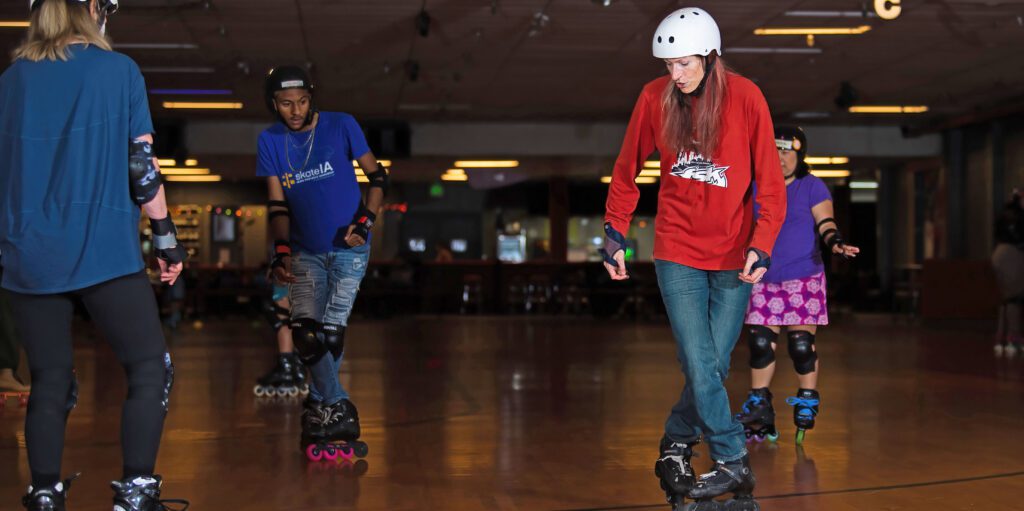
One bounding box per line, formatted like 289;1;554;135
256;112;371;255
0;45;153;293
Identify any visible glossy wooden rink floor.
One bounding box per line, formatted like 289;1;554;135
1;314;1023;511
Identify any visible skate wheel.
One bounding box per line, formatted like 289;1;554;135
352;441;369;458
253;385;266;397
767;431;779;443
323;445;339;461
795;429;806;445
19;395;28;406
305;444;324;461
287;387;300;397
337;446;354;461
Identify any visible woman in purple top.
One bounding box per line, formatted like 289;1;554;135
735;126;860;445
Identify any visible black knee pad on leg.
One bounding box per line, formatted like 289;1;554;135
125;355;173;411
291;318;327;365
788;331;818;375
322;323;345;360
747;325;777;369
261;301;290;332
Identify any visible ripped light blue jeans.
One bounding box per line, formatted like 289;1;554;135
290;244;369;404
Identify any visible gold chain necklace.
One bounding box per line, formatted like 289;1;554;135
284;121;317;174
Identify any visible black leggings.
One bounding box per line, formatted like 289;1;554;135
4;271;171;488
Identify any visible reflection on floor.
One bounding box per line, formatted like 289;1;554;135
1;314;1022;510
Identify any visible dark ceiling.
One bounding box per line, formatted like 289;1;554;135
2;0;1023;126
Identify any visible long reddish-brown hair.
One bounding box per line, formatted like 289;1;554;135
661;55;729;158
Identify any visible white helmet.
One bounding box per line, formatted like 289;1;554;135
652;7;721;59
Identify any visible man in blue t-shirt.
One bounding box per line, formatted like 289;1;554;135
257;66;389;461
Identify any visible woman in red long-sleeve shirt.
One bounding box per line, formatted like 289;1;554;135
601;7;786;509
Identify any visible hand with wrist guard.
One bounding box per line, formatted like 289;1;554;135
270;240;296;284
149;216;186;285
599;223;629;281
739;247;771;284
334;204;376;248
816;217;860;259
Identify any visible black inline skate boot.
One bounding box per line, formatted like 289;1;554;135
655;435;699;509
253;353;305;398
687;455;758;511
111;475;189;511
22;474;78;511
735;388;778;443
303;398;368;462
786;388;820;445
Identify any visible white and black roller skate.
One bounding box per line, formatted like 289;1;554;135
655;435;699;511
302;398;368;462
786;388;820;445
686;455;759;511
253;353;307;398
735;388;778;444
111;475;189;511
21;473;78;511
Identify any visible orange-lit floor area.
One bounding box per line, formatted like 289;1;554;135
1;314;1022;510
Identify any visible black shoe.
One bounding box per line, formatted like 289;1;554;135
111;475;189;511
320;398;360;442
688;455;755;501
655;435;698;496
22;474;79;511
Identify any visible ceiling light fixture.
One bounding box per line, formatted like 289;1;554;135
454;160;519;168
850;181;879;189
160;168;211;176
805;157;849;165
165;175;223;182
0;21;30;28
785;10;878;18
849;105;928;114
754;25;871;36
810;170;851;178
162;102;243;110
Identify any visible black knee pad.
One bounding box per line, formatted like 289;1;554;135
261;301;290;332
125;354;173;411
747;325;777;369
322;323;346;360
787;331;818;375
291;318;327;365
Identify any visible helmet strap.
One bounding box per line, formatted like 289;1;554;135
686;54;715;97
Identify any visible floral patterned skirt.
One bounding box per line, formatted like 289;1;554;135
744;271;828;326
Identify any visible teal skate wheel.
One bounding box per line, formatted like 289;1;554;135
767;431;779;443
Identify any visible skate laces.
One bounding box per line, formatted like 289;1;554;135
786;397;819;409
741;394;765;414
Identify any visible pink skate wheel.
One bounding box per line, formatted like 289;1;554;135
337;445;355;461
305;444;323;461
323;445;339;461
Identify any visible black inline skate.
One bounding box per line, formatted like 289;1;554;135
686;455;759;511
735;388;778;444
786;388;820;445
22;473;78;511
655;435;699;510
253;353;307;398
111;475;189;511
302;398;368;462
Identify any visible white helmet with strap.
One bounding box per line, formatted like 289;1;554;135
652;7;721;59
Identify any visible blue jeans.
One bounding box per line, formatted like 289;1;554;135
655;260;752;462
290;244;369;405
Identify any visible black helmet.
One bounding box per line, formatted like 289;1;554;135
264;65;315;129
774;125;809;178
